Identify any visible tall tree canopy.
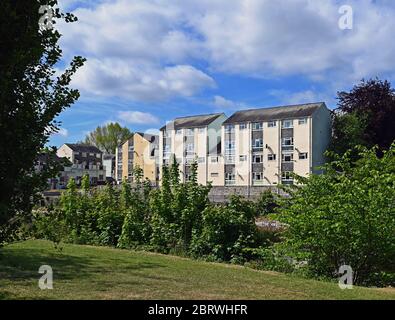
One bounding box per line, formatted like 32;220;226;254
0;0;85;244
84;122;132;154
330;79;395;157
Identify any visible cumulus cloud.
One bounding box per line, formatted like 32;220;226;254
213;95;249;111
118;111;160;124
59;0;395;100
51;127;69;137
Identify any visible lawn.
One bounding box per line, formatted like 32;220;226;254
0;240;393;300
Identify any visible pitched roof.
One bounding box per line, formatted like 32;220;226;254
135;132;159;143
223;102;326;124
64;143;102;153
160;113;224;131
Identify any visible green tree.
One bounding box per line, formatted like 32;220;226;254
0;0;85;244
330;79;395;158
276;144;395;286
84;122;132;154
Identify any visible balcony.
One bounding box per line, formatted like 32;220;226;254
225;179;236;186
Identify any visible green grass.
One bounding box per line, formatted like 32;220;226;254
0;240;393;300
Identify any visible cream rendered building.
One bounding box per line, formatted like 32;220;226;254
221;102;331;186
115;133;159;184
159;113;227;185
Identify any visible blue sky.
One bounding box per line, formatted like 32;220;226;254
50;0;395;146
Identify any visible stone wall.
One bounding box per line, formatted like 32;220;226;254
209;186;288;203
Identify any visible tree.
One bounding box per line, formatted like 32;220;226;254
84;122;132;154
0;1;85;244
276;144;395;286
330;79;395;158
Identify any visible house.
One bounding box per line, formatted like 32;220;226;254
159;113;228;185
57;143;106;185
115;133;159;184
221;102;331;186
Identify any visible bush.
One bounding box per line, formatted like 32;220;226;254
275;144;395;286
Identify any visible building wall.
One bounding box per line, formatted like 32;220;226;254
312;105;332;173
134;134;158;183
57;145;73;162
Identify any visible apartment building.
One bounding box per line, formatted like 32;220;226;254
115;133;159;184
221;102;331;186
159;113;227;185
57;144;106;185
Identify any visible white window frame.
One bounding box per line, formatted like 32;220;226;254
239;155;247;162
253;154;263;163
198;127;205;133
239;123;247;130
282;137;294;147
225;125;235;133
282;119;293;129
252;122;263;130
268;121;277;128
268;154;276;161
299;152;308;160
210;156;218;163
253;172;263;181
198;157;205;163
298;118;308;125
186;128;195;136
176;129;182;135
282;153;294;162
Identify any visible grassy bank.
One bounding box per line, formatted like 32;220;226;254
0;240;393;300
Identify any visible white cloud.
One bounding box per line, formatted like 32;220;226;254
51;127;69;137
118;111;160;125
59;0;395;100
213;95;249;111
144;128;160;135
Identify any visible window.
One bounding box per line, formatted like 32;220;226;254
225;141;235;153
282;137;294;147
268;121;276;128
253;138;263;150
186;143;194;152
268;154;276;161
225;125;235;133
96;154;101;158
164;145;170;152
186;128;195;136
239;123;247;130
282;119;293;128
299;152;308;160
252;122;263;130
210;172;219;177
253;154;263;163
282;153;294;162
281;171;293;182
225;155;235;164
198;127;205;133
90;152;94;156
198;157;205;163
239;155;247;162
225;172;236;185
211;156;218;163
82;152;87;157
253;172;263;181
176;129;182;135
298;118;308;125
186;157;194;164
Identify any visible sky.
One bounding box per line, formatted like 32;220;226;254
49;0;395;146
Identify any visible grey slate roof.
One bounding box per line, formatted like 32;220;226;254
223;102;325;124
135;132;159;143
160;113;224;131
65;143;102;154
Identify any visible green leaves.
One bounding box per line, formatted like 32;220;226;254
276;143;395;286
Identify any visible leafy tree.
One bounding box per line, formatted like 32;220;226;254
0;0;85;244
255;190;278;216
275;144;395;286
330;79;395;158
84;122;132;154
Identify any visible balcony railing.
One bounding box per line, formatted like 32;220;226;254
225;179;236;186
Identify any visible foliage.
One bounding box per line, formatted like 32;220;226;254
255;190;279;216
190;196;258;263
0;0;85;245
275;144;395;286
84;122;132;154
330;78;395;158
